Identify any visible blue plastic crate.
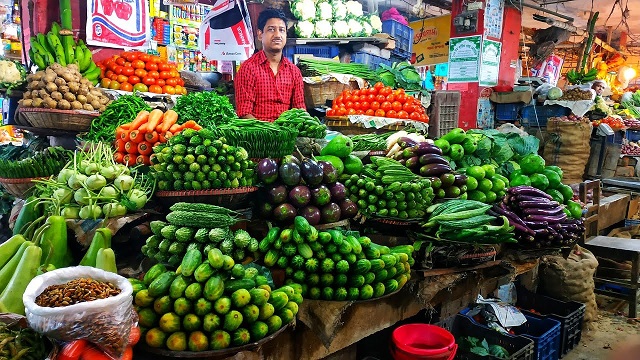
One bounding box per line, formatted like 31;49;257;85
382;20;414;60
461;308;561;360
495;103;523;121
606;131;624;144
283;45;340;63
352;52;392;70
521;105;571;127
626;129;640;142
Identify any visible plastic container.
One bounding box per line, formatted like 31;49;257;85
625;219;640;227
626;129;640;142
283;45;340;63
460;309;561;360
352;51;392;70
495;103;523;121
516;289;586;357
382;20;414;60
390;323;457;360
521;105;571;127
606;131;624;144
439;315;535;360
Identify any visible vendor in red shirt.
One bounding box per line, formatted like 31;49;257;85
235;9;305;122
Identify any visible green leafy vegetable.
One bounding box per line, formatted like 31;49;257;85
460;336;509;359
173;91;236;128
83;94;151;143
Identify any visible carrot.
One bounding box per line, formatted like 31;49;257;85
120;123;131;130
129;130;145;144
159;109;178;132
182;120;200;129
158;133;167;143
169;124;182;133
144;131;159;143
113;152;125;164
136;155;150;166
115;127;127;140
120;130;130;142
129;110;150;131
144;110;164;133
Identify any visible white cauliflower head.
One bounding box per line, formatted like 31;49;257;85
347;18;364;36
317;1;333;20
291;0;317;21
345;0;363;17
369;14;382;33
361;20;373;37
314;20;333;38
332;0;348;20
295;20;315;38
333;20;350;37
0;61;22;84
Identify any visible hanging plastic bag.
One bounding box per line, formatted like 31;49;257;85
23;266;134;359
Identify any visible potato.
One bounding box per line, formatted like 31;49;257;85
82;103;94;111
44;98;57;109
44;73;57;83
89;89;102;97
50;63;62;71
80;78;91;87
32;98;44;107
99;105;106;112
62;73;77;83
23;91;32;99
57;99;71;110
63;92;76;102
67;63;79;72
37;80;47;90
70;100;82;110
45;82;58;93
54;77;66;87
68;82;80;93
20;99;33;107
78;85;89;96
76;94;87;104
50;91;64;101
38;89;49;98
99;96;109;105
58;85;70;94
28;81;39;90
90;100;101;109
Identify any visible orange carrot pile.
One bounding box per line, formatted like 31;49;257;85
113;109;202;166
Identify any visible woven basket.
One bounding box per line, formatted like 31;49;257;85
17;107;98;132
304;79;359;109
0;177;46;198
155;187;259;210
325;117;404;135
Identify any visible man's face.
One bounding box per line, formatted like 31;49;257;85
259;18;287;52
593;83;605;95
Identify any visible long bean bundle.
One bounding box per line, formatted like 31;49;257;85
350;133;394;151
297;58;379;82
83;94;151;143
210;119;298;158
0;146;70;179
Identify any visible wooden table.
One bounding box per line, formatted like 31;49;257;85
584;235;640;318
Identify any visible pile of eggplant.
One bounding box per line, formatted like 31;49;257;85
491;186;585;248
388;136;467;200
256;156;358;225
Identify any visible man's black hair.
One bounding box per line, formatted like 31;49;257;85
257;8;287;32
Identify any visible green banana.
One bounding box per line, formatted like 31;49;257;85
46;31;66;66
30;38;48;57
32;52;46;69
80;44;93;71
36;33;54;56
75;46;85;69
51;22;61;37
84;65;101;81
62;36;75;65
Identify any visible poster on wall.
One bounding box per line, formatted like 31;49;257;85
480;39;501;86
530;54;564;86
199;0;254;61
484;0;504;39
409;15;451;67
448;35;481;83
86;0;149;48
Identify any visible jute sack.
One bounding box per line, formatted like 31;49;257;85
543;119;593;185
539;245;599;322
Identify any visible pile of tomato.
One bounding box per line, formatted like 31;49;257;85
592;116;625;130
97;51;187;95
326;82;429;122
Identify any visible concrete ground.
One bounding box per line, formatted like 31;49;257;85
563;296;640;360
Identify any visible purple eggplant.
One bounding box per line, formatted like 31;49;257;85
522;207;565;216
257;158;279;184
419;163;452;177
525;213;568;223
413;142;443;156
398;158;407;166
524;220;549;229
533;228;550;236
495;203;531;229
508;186;553;200
454;174;469;187
397;137;418;148
329;182;347;201
419;153;449;166
561;223;581;232
402;147;417;159
405;156;420;169
512;194;553;203
299;205;321;225
517;200;560;209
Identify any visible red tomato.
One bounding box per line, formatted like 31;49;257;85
365;94;375;102
163;85;176;94
134;68;147;77
151;55;162;63
380;87;392;96
115;57;126;66
120;82;133;92
97;63;106;70
386;110;397;118
132;60;145;69
169;70;180;78
122;67;134;76
149;85;163;94
326;109;335;116
370;101;380;111
344;95;353;103
142;76;156;85
145;62;158;71
105;70;114;79
374;82;384;89
396;94;407;104
409;111;421;120
380;101;392;112
80;345;111;360
159;71;171;79
356;109;364;115
128;75;141;84
376;94;386;102
348;108;357;115
148;70;160;79
58;340;89;360
176;78;184;86
345;101;354;109
375;109;386;117
335;95;344;104
165;78;178;86
139;54;151;62
368;88;377;95
360;101;370;110
337;107;347;116
158;63;171;72
353;102;361;110
403;102;416;113
397;110;409;119
109;74;118;81
392;101;403;112
352;95;360;102
114;66;124;75
386;94;396;103
156;79;166;87
100;78;111;88
365;109;375;116
121;347;133;360
124;52;138;62
116;74;128;83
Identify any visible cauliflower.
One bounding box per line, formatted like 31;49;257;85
332;0;348;20
316;1;333;20
361;21;373;37
314;20;333;38
369;14;382;33
347;18;364;36
291;0;316;21
0;60;25;88
333;20;350;37
295;20;315;38
345;0;363;17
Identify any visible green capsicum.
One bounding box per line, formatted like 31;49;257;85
441;128;467;144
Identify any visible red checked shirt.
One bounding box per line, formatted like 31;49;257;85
235;50;305;122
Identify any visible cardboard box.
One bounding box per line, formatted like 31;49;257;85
615;166;636;177
597;193;630;231
380;49;391;59
627;197;640;219
374;33;396;50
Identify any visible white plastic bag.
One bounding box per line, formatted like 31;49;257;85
23;266;134;359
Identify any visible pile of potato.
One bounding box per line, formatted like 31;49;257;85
558;88;594;101
19;63;111;111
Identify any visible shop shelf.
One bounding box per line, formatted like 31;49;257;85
439;314;535;360
516;288;586;357
351;52;392;70
460;308;561;360
382;20;413;60
283;45;340;63
521;105;571;127
495;103;523;121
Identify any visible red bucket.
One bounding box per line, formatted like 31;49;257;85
390;324;457;360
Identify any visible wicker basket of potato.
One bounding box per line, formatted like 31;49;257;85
16;63;111;132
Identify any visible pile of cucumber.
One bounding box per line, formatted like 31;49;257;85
258;216;414;301
130;251;302;351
